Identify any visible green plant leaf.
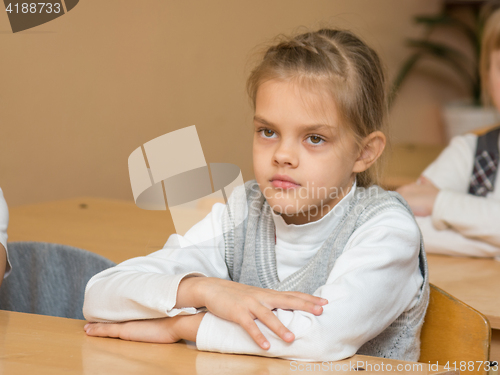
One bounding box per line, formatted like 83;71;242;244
389;52;423;108
406;39;477;88
413;14;479;55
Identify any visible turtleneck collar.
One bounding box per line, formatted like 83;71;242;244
270;179;357;249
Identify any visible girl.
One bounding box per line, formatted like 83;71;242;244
397;8;500;259
83;28;428;362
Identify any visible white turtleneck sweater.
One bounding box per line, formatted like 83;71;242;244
84;182;423;361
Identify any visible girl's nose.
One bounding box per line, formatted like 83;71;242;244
273;142;298;167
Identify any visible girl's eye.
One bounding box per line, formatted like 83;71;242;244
260;129;276;138
307;135;325;145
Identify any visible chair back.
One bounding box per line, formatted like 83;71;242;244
0;241;115;320
419;284;491;375
471;123;500;136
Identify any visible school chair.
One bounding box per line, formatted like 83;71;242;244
471;123;500;136
419;283;491;375
0;241;116;320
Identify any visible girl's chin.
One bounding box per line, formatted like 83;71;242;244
267;198;336;216
267;201;307;215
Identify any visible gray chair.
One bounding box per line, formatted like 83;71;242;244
0;241;116;320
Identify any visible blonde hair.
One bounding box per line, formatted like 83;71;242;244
481;7;500;106
246;29;388;188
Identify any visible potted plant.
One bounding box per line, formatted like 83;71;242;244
390;1;500;141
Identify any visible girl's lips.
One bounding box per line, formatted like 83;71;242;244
270;180;300;189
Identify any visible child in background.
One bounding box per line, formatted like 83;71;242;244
83;28;429;362
0;187;11;286
397;8;500;259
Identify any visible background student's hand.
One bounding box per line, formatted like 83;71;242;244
176;277;328;350
396;176;440;216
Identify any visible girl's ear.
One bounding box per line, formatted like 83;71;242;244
352;131;386;173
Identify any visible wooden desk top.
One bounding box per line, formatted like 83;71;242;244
9;196;500;331
0;310;457;375
427;254;500;329
9;197;174;264
381;143;445;190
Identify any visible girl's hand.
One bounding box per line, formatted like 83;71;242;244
177;276;328;350
396;176;440;216
84;313;206;343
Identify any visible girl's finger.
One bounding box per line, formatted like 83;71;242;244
285;292;328;305
253;305;295;343
86;319;177;343
238;316;271;350
263;293;325;315
85;322;121;338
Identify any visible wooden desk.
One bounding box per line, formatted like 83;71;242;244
9;197;174;264
9;197;500;361
0;310;457;374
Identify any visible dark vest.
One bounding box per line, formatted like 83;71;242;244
468;126;500;196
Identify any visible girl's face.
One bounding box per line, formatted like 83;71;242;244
253;79;361;225
490;49;500;111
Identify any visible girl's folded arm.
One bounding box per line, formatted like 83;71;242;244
83;202;230;322
195;209;422;362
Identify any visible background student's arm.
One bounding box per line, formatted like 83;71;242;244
193;209;422;362
415;216;500;258
421;134;500;249
400;134;500;251
430;191;500;248
397;134;474;217
0;187;10;284
421;134;476;192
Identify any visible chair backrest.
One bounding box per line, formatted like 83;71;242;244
471;123;500;136
419;284;491;375
0;241;116;320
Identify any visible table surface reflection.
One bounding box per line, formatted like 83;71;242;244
0;310;457;375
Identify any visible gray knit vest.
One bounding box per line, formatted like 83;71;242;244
221;180;429;361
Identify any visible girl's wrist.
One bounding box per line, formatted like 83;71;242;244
172;312;207;342
176;276;206;309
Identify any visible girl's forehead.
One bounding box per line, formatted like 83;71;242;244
255;79;339;124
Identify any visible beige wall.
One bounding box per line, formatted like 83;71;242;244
1;0;458;206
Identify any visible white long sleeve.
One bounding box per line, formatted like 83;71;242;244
415;216;500;258
420;134;500;257
83;184;423;362
0;187;11;278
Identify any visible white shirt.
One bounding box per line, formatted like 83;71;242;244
419;134;500;259
0;187;11;278
84;182;423;362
